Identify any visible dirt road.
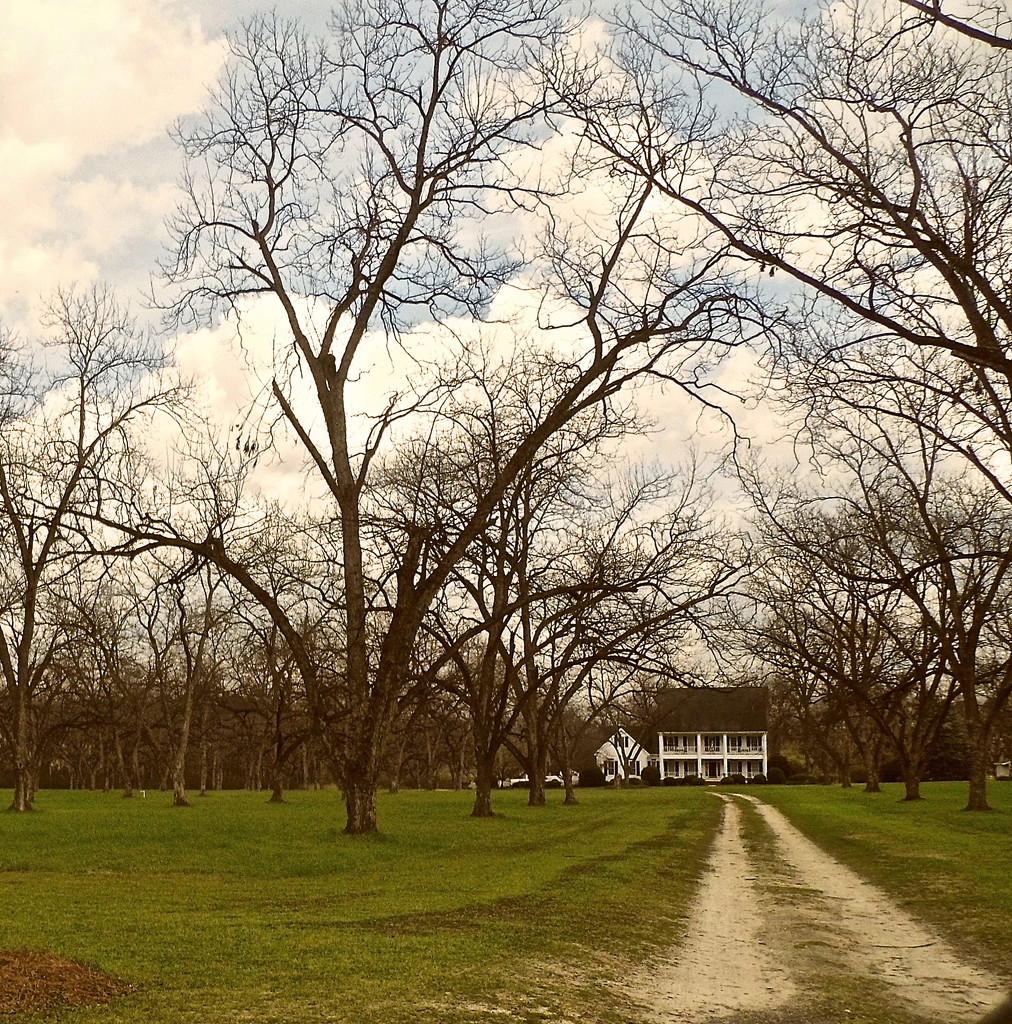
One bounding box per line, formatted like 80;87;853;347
628;792;1009;1023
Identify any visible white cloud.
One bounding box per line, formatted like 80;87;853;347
0;0;226;327
1;0;223;152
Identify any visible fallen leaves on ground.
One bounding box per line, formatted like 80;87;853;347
0;950;133;1016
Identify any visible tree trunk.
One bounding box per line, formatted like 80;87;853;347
524;710;549;808
450;740;466;791
171;683;194;807
527;742;550;806
964;744;992;812
130;730;143;795
855;731;882;793
961;689;993;811
115;731;133;797
901;772;922;801
101;735;113;793
9;766;33;813
528;774;546;807
267;757;285;803
270;682;287;799
8;694;34;812
343;771;378;834
556;728;578;805
471;753;497;818
198;734;209;798
172;710;193;806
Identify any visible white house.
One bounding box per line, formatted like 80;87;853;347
595;686;769;782
595;728;649;781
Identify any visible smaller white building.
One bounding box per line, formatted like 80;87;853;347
595;728;649;782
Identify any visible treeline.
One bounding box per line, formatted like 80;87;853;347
0;291;742;818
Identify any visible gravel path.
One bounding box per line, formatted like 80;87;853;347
628;792;1010;1023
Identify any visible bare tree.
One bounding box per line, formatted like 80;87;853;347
898;0;1012;50
746;401;1012;808
0;289;180;811
119;0;752;834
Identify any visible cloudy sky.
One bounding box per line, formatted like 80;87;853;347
2;0;253;331
1;0;781;500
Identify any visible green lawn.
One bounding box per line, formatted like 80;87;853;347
0;788;719;1023
7;782;1011;1023
754;780;1012;976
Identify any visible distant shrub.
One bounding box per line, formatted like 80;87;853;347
661;776;679;787
626;776;644;787
725;773;747;785
767;767;787;785
789;773;815;785
578;766;606;788
641;765;661;787
749;773;768;785
686;775;708;786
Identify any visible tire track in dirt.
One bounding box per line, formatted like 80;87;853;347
627;795;795;1022
628;793;1009;1023
738;792;1008;1021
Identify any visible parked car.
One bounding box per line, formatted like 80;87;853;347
506;774;574;788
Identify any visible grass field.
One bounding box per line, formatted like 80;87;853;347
0;787;719;1024
4;782;1011;1023
755;781;1012;976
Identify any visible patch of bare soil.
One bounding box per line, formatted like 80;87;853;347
626;796;796;1022
628;793;1010;1024
0;950;134;1016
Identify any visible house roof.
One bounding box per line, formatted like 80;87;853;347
651;686;768;733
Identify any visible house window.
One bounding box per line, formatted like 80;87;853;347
663;734;697;753
703;736;721;753
604;759;618;777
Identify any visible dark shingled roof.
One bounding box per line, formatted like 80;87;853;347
652;686;767;733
